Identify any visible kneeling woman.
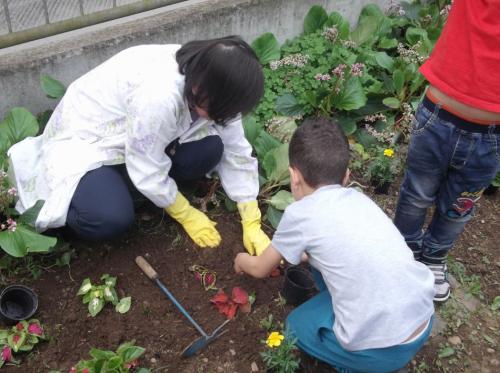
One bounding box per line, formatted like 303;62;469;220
8;36;269;255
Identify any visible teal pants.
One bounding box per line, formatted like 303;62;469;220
286;269;433;373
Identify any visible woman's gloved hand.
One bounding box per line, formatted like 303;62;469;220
237;200;271;256
165;192;221;248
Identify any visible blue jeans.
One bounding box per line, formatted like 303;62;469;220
286;269;432;373
394;99;500;263
66;135;223;240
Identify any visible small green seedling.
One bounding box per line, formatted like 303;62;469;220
77;274;131;317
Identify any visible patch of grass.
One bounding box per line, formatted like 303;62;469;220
447;257;483;299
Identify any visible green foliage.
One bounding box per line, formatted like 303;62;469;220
77;274;132;317
367;147;401;186
251;33;281;65
261;330;300;373
40;74;66;99
303;5;328;34
67;341;150;373
268;190;294;211
491;172;500;187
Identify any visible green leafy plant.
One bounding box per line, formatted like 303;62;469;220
77;274;132;317
491;172;500;187
260;330;300;373
0;319;46;368
64;341;150;373
367;146;401;186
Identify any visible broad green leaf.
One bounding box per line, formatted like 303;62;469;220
266;206;283;229
350;15;378;45
0;107;39;148
17;200;45;227
82;293;92;304
276;94;304;116
438;346;455;359
406;27;428;45
393;69;405;93
303;5;328;34
115;296;132;314
325;11;350;38
104;286;119;304
262;143;289;184
242;115;263;147
355;128;378;149
268;190;294;210
410;73;426;94
400;1;421;21
17;225;57;253
119;345;146;363
136;369;152;373
254;131;281;161
251;33;280;65
104;356;122;369
337;115;358;136
40;74;66;99
77;278;93;295
335;77;367;111
374;52;394;71
88;297;105;317
0;230;27;257
89;348;115;360
382;97;401;109
378;37;398;49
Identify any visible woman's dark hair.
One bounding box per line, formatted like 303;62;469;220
176;36;264;125
289;118;350;187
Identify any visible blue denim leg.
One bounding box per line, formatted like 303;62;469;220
395;102;500;262
286;289;433;373
394;103;447;253
67;166;135;240
167;135;224;181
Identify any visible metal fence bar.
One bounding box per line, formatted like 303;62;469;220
41;0;50;24
2;0;11;33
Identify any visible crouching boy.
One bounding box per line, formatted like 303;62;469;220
233;118;435;373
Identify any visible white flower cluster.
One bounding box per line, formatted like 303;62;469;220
364;113;387;123
397;42;426;64
269;54;310;70
364;123;395;145
323;27;339;42
342;40;357;49
314;73;331;81
387;0;406;16
350;63;365;77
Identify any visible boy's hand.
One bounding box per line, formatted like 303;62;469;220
234;252;250;274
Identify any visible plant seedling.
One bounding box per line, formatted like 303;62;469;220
77;274;131;317
0;319;46;368
189;265;217;291
210;287;252;319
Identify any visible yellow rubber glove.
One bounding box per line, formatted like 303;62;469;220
165;192;221;248
237;200;271;256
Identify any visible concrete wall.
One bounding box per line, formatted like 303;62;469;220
0;0;391;118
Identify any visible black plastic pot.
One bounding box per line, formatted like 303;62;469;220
0;285;38;324
282;266;316;306
372;180;391;195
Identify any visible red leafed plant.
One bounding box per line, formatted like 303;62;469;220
210;287;251;319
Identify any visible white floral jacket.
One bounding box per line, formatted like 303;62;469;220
7;45;259;231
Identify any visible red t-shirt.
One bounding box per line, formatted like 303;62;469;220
419;0;500;113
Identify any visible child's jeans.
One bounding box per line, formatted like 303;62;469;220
394;97;500;263
286;269;433;373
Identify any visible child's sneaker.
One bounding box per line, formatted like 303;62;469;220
425;262;450;302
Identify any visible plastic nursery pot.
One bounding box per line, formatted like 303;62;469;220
0;285;38;325
371;179;391;195
282;266;316;306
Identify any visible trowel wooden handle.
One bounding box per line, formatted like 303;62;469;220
135;256;159;280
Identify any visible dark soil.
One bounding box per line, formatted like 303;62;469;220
1;185;498;373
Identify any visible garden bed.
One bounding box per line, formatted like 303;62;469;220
1;185;498;373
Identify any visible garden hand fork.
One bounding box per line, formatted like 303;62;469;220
135;256;229;357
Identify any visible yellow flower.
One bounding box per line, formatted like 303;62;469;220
383;148;395;157
266;331;285;348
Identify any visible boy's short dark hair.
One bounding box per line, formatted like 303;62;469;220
176;36;264;126
289;118;350;187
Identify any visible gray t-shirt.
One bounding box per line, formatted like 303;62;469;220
272;185;435;351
